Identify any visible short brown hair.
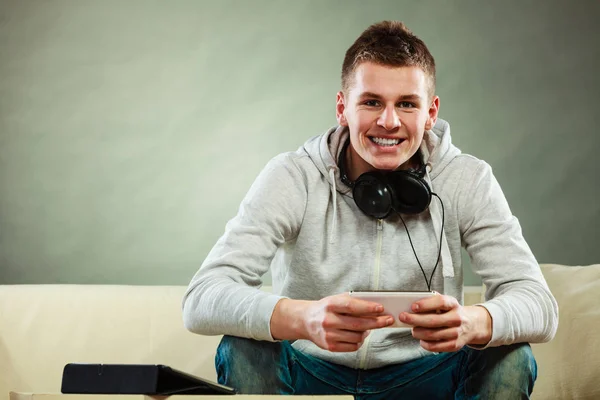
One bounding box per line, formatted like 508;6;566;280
341;21;436;98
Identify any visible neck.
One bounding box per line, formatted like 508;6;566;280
342;140;421;183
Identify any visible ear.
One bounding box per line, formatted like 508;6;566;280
336;91;348;126
424;96;440;131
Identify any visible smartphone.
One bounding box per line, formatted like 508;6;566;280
348;291;437;328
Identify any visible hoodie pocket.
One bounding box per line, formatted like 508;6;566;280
369;329;434;358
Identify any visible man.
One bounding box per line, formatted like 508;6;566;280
183;21;558;399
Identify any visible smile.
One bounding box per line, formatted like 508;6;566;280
369;137;402;147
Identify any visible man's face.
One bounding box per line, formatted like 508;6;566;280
336;62;439;178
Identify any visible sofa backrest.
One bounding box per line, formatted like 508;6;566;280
0;285;222;399
529;263;600;400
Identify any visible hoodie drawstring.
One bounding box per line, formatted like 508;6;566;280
328;168;337;244
425;163;455;278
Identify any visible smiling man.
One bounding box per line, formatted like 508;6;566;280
183;21;558;399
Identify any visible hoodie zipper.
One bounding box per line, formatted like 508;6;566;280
358;218;384;369
373;219;384;289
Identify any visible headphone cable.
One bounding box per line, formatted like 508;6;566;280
396;193;445;292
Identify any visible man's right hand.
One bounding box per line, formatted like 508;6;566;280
270;293;394;352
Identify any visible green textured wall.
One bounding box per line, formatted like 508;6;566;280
1;0;598;286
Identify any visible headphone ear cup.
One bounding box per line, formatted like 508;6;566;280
387;171;432;214
352;172;393;219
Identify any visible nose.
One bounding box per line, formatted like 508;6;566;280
377;105;400;130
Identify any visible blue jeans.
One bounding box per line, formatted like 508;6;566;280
215;335;537;399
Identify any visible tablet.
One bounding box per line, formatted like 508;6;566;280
349;291;437;328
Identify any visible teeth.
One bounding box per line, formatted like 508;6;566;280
371;137;401;146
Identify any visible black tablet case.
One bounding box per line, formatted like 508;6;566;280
61;363;236;395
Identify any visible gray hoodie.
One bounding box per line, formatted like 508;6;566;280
182;118;558;369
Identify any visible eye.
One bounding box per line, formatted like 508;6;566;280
397;101;415;108
363;100;381;107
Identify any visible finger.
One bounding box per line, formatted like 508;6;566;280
320;330;371;353
419;339;464;353
412;294;459;314
324;328;366;344
325;341;364;353
329;314;395;331
399;310;462;328
411;326;461;342
327;295;385;316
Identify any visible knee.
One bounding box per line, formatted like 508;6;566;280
481;343;537;382
462;343;537;399
216;335;268;362
216;335;279;375
215;335;291;394
498;343;537;383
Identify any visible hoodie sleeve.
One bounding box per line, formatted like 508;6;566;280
182;153;307;341
457;160;558;347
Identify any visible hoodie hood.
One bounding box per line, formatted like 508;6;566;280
302;118;461;277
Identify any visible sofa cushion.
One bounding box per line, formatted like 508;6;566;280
531;264;600;400
0;285;223;399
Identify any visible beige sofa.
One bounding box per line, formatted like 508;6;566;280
1;264;598;399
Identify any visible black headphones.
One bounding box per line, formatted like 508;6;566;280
338;138;432;219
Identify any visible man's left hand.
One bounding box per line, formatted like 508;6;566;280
398;294;492;352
